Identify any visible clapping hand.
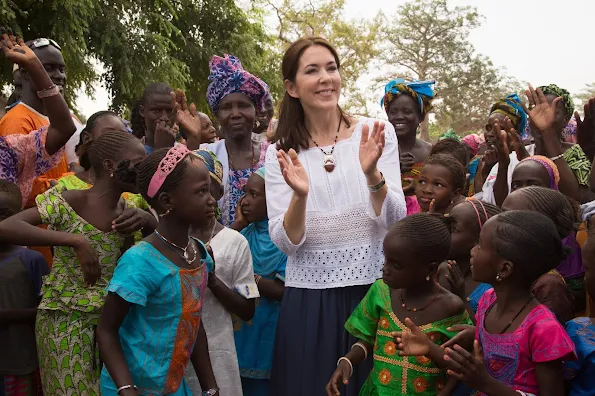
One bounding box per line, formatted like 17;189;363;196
400;152;416;174
444;260;465;301
392;318;432;356
525;85;560;135
278;149;309;197
0;27;38;67
442;324;476;350
576;97;595;161
171;89;202;142
360;121;386;177
444;341;492;391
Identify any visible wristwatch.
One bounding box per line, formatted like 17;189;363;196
202;389;219;396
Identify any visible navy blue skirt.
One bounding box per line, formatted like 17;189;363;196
270;285;373;396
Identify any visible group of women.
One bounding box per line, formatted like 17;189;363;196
2;25;595;396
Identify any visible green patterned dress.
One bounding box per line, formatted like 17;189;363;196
35;186;129;396
345;280;472;396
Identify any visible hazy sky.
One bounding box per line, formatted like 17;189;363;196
76;0;595;118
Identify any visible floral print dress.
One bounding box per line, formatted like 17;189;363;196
345;280;472;396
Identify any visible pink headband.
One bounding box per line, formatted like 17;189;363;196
466;198;488;229
147;144;191;198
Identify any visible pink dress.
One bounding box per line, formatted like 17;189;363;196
475;289;576;395
405;195;421;215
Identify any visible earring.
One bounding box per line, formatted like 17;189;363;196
496;274;502;281
255;120;261;128
159;208;171;218
110;172;114;178
425;275;430;281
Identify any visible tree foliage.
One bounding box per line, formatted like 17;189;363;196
1;0;279;114
575;82;595;111
380;0;515;138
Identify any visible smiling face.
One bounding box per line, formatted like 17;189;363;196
416;164;457;213
484;113;507;148
24;45;66;96
285;45;341;112
511;161;552;192
387;94;421;139
241;174;267;223
217;93;256;141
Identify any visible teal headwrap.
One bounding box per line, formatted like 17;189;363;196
380;79;436;118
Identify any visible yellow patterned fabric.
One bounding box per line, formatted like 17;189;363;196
345;280;472;395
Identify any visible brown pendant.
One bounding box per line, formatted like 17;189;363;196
323;154;336;172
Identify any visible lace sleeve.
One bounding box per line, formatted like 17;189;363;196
365;121;406;229
265;144;307;255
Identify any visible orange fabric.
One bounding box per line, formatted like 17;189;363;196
0;103;69;266
0;103;69;208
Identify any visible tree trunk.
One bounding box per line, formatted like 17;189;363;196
419;118;430;142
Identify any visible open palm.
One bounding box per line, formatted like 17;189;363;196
171;89;202;138
278;149;309;197
359;121;386;176
525;85;560;133
393;318;431;356
0;29;38;66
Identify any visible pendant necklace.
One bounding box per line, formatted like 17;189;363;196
307;116;341;172
155;230;197;265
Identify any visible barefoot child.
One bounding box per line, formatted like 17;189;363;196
233;168;287;396
326;213;472;395
97;145;220;396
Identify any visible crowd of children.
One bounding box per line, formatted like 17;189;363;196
2;25;595;396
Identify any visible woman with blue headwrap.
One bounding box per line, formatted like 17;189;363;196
381;79;435;193
231;167;287;396
186;148;259;396
202;54;271;227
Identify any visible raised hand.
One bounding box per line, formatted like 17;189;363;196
444;342;491;391
392;318;432;356
525;85;561;134
278;149;309;197
428;199;436;214
0;27;38;66
503;117;529;161
171;89;202;140
576;97;595;161
494;121;510;166
325;359;351;396
444;260;465;300
73;235;101;287
360;121;386;176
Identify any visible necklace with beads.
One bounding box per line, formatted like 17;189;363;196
155;230;197;265
399;283;441;312
307;116;341;172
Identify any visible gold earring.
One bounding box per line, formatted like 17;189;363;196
159;208;171;218
496;274;502;281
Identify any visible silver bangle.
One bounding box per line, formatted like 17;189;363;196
368;172;386;193
550;154;564;161
337;356;353;378
202;388;219;396
117;384;137;394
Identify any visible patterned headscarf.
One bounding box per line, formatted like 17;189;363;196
439;129;460;142
489;94;528;139
519;155;560;190
381;79;436;119
461;134;481;156
538;84;574;123
207;54;270;115
194;149;224;220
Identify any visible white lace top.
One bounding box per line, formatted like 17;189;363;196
265;118;406;289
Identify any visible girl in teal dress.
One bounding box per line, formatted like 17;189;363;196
233;168;287;396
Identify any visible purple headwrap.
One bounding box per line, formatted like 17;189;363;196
207;54;269;115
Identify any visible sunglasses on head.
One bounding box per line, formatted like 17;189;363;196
28;38;61;51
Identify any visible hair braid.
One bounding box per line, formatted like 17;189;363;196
514;186;577;237
78;130;139;172
430;138;469;168
492;210;565;286
424;154;466;192
387;213;452;265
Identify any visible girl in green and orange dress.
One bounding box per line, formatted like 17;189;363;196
326;213;472;396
